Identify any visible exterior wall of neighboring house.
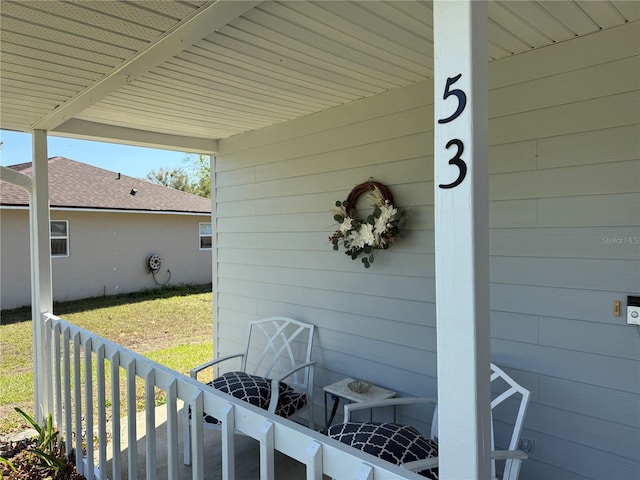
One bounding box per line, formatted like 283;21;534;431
1;209;32;309
213;23;639;480
0;208;212;309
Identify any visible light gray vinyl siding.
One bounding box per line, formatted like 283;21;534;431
215;22;639;480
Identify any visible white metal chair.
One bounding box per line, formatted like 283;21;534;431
183;316;315;465
328;363;530;480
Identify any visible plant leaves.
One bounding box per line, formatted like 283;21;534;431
334;215;344;223
32;448;66;470
0;456;17;472
367;215;375;225
14;407;41;434
10;408;68;474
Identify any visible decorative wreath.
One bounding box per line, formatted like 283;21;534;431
329;180;403;268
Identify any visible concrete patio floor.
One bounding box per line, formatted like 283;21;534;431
106;402;313;480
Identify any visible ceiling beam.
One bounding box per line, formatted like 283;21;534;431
53;119;218;153
0;165;33;192
32;0;262;132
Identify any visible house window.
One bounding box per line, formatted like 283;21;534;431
51;220;69;257
199;222;212;250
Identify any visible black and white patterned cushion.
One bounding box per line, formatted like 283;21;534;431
202;371;307;424
274;390;307;417
328;422;439;479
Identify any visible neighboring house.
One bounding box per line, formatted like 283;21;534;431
0;157;212;310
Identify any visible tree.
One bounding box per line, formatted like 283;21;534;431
146;166;193;192
145;154;211;198
183;153;211;198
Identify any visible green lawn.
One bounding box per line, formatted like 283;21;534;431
0;284;214;433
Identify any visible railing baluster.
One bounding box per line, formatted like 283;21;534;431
53;322;62;444
222;403;235;480
356;463;374;480
306;441;322;480
182;401;191;466
125;359;138;480
43;315;54;418
63;327;72;458
260;421;275;480
96;345;107;479
84;339;94;480
73;332;83;476
190;391;204;480
166;380;178;480
110;352;122;480
144;370;156;480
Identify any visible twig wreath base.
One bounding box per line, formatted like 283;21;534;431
329;180;402;268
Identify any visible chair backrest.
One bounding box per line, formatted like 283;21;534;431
430;363;530;480
489;364;529;451
241;317;314;391
488;363;530;480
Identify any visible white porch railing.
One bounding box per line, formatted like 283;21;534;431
39;312;422;480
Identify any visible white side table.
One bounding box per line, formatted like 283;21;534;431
323;378;396;429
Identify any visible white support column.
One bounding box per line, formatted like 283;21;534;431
210;155;219;359
433;2;491;479
30;130;53;421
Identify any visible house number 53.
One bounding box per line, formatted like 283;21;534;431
438;73;467;189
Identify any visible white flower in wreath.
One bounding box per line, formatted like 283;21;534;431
374;203;397;237
360;223;375;246
345;226;364;250
339;217;353;235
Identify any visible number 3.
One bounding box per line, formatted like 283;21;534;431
439;139;467;189
438;74;467;124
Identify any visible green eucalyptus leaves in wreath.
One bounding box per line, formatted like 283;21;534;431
329;180;403;268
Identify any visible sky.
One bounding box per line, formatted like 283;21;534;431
0;129;190;179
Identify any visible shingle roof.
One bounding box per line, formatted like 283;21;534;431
1;157;211;214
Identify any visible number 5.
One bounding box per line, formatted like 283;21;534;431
438;74;467;124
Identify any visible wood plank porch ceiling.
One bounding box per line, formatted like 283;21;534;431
1;0;637;150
